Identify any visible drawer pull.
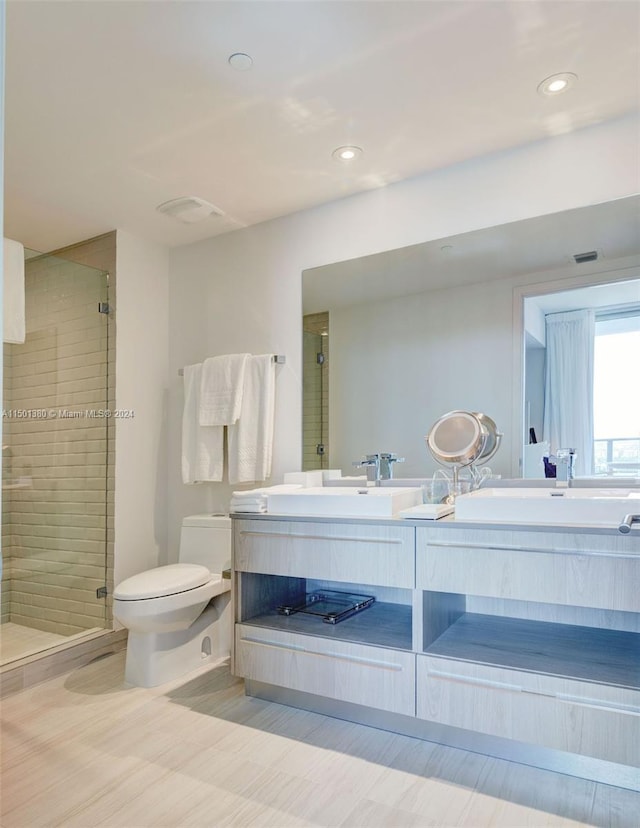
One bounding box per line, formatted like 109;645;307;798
240;635;405;671
428;669;639;715
426;540;639;560
428;667;523;693
240;530;404;546
555;692;640;716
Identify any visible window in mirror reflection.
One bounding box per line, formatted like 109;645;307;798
593;311;640;476
524;279;640;478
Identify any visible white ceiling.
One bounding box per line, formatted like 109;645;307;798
4;1;640;252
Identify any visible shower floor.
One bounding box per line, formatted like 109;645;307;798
0;623;101;665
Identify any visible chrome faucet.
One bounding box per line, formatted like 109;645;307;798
555;448;576;487
380;453;404;480
353;453;404;484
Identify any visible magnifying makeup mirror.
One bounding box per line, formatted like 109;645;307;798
425;410;502;502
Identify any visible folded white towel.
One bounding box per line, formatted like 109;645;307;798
230;484;301;513
231;493;265;501
199;354;249;426
228;355;276;485
181;363;224;484
230;498;266;508
231;487;269;499
3;238;25;344
231;485;300;498
232;503;268;513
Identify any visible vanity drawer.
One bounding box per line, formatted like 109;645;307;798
417;654;640;767
416;527;640;612
235;624;416;716
234;519;415;588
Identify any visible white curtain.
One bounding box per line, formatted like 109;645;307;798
543;309;595;477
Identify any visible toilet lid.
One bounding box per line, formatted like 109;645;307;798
114;563;211;600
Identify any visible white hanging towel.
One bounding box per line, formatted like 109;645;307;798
181;363;224;483
3;238;26;344
228;355;276;485
199;353;249;426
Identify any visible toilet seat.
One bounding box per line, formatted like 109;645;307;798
114;563;210;601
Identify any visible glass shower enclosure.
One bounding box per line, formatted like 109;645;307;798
1;249;112;665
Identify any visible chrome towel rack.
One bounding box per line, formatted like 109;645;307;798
178;354;285;376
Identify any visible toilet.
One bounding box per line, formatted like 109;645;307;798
114;514;232;688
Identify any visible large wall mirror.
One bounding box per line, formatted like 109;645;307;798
302;195;640;480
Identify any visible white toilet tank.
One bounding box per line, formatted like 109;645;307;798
178;514;231;573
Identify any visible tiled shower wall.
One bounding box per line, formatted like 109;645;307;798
2;234;116;637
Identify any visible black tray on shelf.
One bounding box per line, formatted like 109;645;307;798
277;590;375;625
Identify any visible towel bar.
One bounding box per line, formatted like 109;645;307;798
178;354;285;376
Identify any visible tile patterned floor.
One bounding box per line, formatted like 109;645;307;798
1;652;638;827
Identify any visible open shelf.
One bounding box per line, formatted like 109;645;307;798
242;601;412;651
425;613;640;689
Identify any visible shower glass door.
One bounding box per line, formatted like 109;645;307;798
1;250;111;665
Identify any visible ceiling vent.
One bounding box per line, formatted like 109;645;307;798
156;197;224;224
573;250;599;264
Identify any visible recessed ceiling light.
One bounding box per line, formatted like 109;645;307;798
228;52;253;71
537;72;577;96
156;197;224;224
332;146;363;162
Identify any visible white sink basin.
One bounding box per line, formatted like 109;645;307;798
267;486;422;518
454;487;640;527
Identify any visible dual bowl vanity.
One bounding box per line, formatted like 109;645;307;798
230;483;639;791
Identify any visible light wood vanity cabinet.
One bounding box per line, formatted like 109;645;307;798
235;518;414;587
414;525;640;770
232;515;640;784
417;654;638;767
235;624;416;716
416;526;640;612
233;518;416;713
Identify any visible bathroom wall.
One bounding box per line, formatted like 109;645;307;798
166;114;638;552
114;231;170;581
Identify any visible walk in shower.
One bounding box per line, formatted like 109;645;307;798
1;249;112;665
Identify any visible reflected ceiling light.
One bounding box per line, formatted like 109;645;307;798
228;52;253;70
537;72;577;96
332;145;363;162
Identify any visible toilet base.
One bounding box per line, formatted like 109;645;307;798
124;593;230;688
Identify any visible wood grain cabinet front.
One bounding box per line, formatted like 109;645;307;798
416;527;640;612
416;654;640;767
235;519;415;588
236;624;416;716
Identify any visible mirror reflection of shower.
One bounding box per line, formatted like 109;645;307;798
302;312;329;471
1;245;112;666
